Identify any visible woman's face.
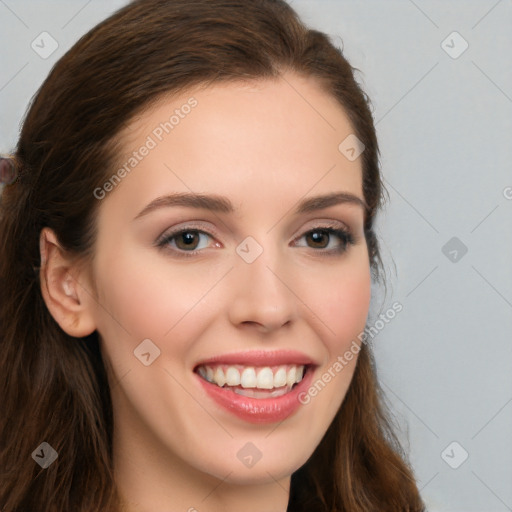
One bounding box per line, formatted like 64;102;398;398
88;72;370;487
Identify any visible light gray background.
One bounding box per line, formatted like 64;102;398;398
1;1;511;511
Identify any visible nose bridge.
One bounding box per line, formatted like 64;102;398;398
229;233;297;331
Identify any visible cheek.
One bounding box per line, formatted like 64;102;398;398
292;258;371;441
91;246;228;374
94;262;170;341
93;247;206;337
309;257;371;353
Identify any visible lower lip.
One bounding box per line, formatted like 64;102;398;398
195;367;315;424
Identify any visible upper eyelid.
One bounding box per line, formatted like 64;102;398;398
158;217;354;237
159;219;353;238
156;221;220;245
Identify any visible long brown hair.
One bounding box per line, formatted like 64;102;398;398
0;1;425;510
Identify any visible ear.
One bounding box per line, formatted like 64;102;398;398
39;227;97;337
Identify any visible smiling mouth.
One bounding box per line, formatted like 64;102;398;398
194;363;310;399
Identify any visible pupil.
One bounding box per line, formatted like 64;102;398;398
309;230;328;248
179;232;198;249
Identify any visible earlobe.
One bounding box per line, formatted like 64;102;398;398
39;228;97;338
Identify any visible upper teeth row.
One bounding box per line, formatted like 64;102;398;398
197;364;305;389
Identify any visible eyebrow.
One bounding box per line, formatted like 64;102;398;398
133;191;368;220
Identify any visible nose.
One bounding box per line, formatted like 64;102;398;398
227;243;297;335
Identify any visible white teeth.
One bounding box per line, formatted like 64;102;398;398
256;367;274;389
240;367;257;388
286;366;297;387
225;366;241;386
197;363;307;390
214;367;226;387
233;386;291;399
274;367;287;387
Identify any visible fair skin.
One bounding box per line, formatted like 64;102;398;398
40;71;371;512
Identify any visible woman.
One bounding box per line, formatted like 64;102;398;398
0;0;426;510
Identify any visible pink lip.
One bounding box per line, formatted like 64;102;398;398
195;364;316;424
195;349;317;367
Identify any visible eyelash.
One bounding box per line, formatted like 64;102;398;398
156;224;357;259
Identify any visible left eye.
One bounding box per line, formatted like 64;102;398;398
158;230;212;252
294;227;353;251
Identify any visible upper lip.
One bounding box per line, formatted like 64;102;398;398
194;350;318;368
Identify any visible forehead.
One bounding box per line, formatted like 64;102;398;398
105;72;364;216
